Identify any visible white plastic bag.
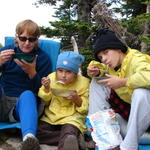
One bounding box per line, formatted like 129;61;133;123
86;109;122;150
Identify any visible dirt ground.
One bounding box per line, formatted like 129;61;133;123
0;129;57;150
0;129;93;150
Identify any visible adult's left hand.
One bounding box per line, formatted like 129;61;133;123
14;55;37;79
97;74;128;89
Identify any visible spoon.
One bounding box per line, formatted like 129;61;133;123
56;80;65;85
99;69;109;73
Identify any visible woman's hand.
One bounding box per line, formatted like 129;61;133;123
0;49;15;66
14;55;37;79
41;77;51;93
97;74;128;89
87;66;100;77
65;90;82;107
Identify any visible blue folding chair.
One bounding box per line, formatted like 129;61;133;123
0;36;61;130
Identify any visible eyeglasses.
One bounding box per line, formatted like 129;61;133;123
18;36;38;42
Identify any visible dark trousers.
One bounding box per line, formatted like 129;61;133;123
36;120;81;150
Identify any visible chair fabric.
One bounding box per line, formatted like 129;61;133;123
0;122;21;129
0;36;61;129
139;145;150;150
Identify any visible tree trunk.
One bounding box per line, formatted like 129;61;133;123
77;0;93;48
141;5;150;53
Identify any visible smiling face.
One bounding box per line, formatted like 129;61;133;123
56;68;77;85
97;49;126;68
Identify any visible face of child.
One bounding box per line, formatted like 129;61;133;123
97;49;125;68
56;68;77;85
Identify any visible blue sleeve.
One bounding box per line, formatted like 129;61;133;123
29;51;52;94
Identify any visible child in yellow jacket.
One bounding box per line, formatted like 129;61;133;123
87;28;150;150
37;51;89;150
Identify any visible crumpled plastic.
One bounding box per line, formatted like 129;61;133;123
86;109;122;150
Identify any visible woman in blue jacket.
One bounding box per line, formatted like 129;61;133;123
0;19;51;150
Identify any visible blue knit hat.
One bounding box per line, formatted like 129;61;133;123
56;51;85;73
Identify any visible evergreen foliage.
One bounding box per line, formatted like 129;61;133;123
35;0;150;75
0;43;3;48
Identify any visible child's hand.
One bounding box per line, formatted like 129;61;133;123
41;77;51;92
65;90;82;107
97;74;128;89
87;66;100;77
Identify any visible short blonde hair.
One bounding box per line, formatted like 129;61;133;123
16;19;40;37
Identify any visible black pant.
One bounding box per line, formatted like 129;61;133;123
36;120;81;150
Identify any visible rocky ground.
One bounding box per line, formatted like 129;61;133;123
0;129;57;150
0;129;94;150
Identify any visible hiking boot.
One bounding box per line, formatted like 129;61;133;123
20;137;41;150
63;135;79;150
86;140;95;149
108;145;120;150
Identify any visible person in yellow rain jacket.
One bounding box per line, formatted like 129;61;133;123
37;51;90;150
87;28;150;150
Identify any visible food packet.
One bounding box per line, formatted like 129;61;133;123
86;109;122;150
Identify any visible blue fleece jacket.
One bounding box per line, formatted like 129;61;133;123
0;45;52;97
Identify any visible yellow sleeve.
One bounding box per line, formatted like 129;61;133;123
88;60;106;69
88;60;109;77
76;79;90;114
38;86;52;104
126;57;150;88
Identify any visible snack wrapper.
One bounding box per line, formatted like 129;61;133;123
86;109;122;150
